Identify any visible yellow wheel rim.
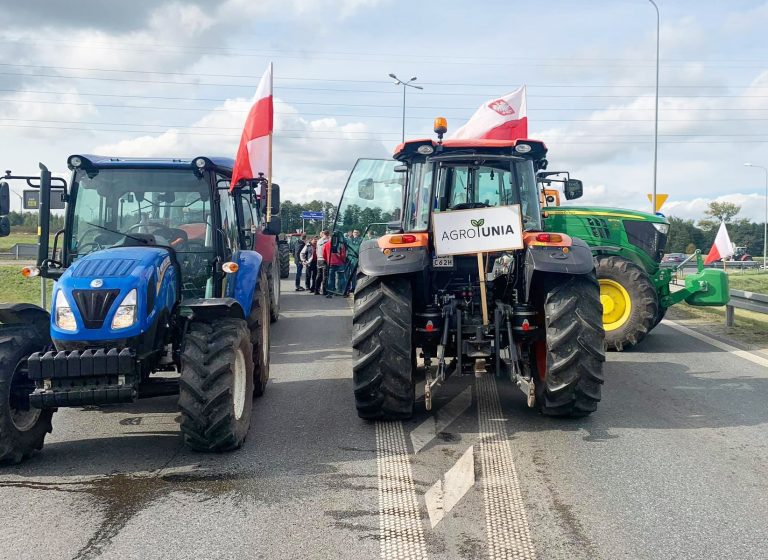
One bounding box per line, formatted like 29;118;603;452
599;279;632;332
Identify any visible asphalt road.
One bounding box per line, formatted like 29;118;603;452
1;277;766;560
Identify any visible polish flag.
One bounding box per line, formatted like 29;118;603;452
704;221;735;264
231;63;273;191
449;86;528;140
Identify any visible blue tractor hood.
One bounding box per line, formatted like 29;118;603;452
51;246;178;344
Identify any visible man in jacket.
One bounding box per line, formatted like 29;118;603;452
300;236;317;292
323;234;347;298
293;234;307;291
315;230;330;296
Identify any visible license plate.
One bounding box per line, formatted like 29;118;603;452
432;255;454;268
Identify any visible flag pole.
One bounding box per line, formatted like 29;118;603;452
266;63;274;222
477;252;489;327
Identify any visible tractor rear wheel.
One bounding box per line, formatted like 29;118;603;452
536;274;605;418
179;318;254;452
250;268;271;397
278;242;290;279
0;325;54;464
596;255;659;351
352;274;414;420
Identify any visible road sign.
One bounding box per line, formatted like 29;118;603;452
23;190;66;210
300;211;324;220
647;193;668;212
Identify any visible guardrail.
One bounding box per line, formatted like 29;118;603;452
726;289;768;327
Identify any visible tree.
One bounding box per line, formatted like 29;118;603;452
698;201;741;231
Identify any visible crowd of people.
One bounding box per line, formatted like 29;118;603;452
291;229;366;298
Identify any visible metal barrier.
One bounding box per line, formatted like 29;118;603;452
726;289;768;327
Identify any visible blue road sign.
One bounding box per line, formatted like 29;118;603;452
300;211;325;220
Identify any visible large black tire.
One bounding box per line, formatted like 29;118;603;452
536;274;605;418
278;242;290;279
179;318;254;452
249;268;271;397
596;255;659;351
0;325;54;464
352;274;414;420
652;306;667;328
268;255;280;324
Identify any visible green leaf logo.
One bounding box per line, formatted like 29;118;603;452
470;219;485;227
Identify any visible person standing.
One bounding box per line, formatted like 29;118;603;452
301;236;317;292
343;229;362;297
315;230;330;296
293;234;307;291
324;233;347;298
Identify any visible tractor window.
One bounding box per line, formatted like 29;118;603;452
334;158;404;238
404;163;432;231
516;160;542;230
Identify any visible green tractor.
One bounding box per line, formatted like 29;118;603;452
538;172;729;350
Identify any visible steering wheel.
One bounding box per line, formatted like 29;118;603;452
127;223;186;248
451;202;490;210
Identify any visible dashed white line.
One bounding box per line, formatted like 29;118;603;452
476;375;536;560
376;421;428;560
410;386;473;454
425;445;475;528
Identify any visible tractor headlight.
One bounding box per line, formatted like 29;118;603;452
652;223;669;235
111;289;137;330
54;291;77;332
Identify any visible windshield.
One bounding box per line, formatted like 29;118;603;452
333;159;404;238
68;168;216;296
433;158;542;230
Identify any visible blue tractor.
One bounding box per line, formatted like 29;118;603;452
0;155;281;463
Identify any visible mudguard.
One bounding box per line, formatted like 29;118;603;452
525;237;595;299
357;240;430;277
180;297;246;321
225;249;263;317
0;303;50;340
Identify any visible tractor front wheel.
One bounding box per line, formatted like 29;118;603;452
352;274;414;420
596;255;659;351
0;325;54;465
179;318;254;452
535;274;605;418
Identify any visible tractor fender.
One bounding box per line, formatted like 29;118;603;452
525;237;595;300
180;297;246;322
225;249;263;318
0;303;51;341
357;241;430;277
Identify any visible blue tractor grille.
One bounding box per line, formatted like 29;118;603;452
72;289;120;329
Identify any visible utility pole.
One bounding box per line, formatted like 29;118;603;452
388;74;423;143
648;0;660;214
744;163;768;270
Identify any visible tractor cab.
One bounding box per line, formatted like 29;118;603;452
0;154;279;463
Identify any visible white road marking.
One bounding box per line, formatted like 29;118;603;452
410;386;473;454
476;375;536;560
376;421;428;560
425;445;475;528
663;320;768;369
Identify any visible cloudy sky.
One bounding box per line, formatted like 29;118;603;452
1;0;768;222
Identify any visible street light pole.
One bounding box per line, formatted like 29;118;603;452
389;73;423;143
648;0;660;214
744;163;768;270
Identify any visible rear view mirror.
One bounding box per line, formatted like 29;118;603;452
270;183;281;216
0;216;9;237
264;215;281;236
0;181;9;215
564;179;583;200
358;178;374;201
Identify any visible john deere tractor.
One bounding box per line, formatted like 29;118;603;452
334;122;605;419
0;154;282;464
539;172;729;350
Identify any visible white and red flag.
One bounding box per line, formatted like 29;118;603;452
231;62;273;191
449;85;528;140
704;221;735;264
